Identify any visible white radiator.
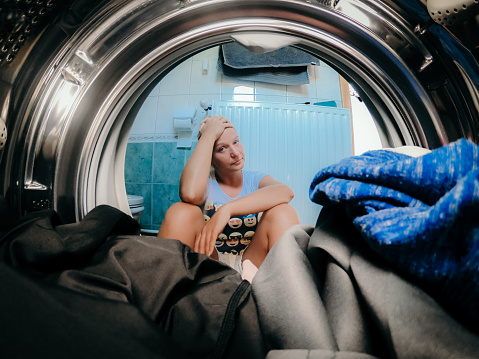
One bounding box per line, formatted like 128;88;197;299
212;101;353;225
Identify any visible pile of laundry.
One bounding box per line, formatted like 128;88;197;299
310;138;479;325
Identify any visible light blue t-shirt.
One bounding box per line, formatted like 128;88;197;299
203;170;267;255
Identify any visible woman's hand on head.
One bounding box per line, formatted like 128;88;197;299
198;115;233;141
195;205;231;256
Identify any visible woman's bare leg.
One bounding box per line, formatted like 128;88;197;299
157;202;205;249
242;203;300;268
157;202;219;260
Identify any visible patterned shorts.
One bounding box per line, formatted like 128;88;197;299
203;202;263;255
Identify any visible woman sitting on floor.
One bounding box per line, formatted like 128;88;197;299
157;115;300;273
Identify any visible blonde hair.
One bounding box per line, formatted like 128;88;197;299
196;116;216;177
197;116;210;140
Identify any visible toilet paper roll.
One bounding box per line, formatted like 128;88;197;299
173;118;194;132
174;117;193;148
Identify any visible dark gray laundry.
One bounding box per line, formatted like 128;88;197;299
217;43;319;85
254;208;479;358
0;205;265;359
1;202;478;358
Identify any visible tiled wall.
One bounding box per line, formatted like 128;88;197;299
125;142;194;231
125;46;343;232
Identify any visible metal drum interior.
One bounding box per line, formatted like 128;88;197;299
0;0;478;223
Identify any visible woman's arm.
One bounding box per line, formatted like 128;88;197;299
179;116;232;205
223;175;294;216
195;175;295;255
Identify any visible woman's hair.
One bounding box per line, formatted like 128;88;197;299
197;116;216;177
197;116;210;140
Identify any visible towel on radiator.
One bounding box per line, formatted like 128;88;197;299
217;43;319;85
309;138;479;329
222;42;319;69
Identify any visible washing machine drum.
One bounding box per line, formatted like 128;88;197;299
0;0;478;223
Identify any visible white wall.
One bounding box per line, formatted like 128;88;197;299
129;46;344;141
350;91;382;155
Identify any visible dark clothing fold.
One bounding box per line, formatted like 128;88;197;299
1;203;478;358
253;208;479;358
0;205;265;359
309;139;479;329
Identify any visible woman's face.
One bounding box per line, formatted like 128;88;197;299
211;127;245;173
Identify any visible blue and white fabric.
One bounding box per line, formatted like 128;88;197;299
310;139;479;321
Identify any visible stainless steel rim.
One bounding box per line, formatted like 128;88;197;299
3;0;478;222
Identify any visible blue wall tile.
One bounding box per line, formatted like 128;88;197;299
125;142;199;229
124;143;153;184
153;142;186;184
152;183;181;226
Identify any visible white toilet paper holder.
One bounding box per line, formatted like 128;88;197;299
173;106;197;149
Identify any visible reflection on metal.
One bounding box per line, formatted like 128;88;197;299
428;0;479;26
455;60;479;131
24;181;47;190
24;181;50;212
0;116;7;150
305;0;336;7
0;0;74;66
335;0;435;73
420;55;434;72
0;0;478;222
61;51;95;86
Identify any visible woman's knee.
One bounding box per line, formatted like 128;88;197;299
246;204;300;262
158;202;204;239
164;202;203;222
261;203;299;225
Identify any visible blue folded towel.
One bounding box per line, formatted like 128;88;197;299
310;139;479;326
